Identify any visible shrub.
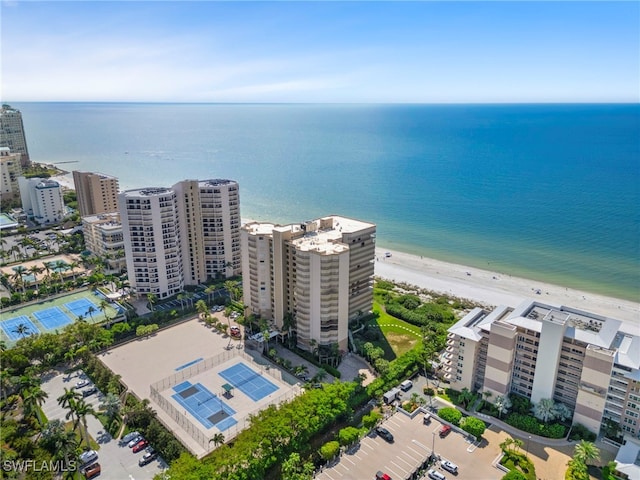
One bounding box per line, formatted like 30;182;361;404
569;424;597;442
460;416;487;438
438;407;462;426
319;441;340;461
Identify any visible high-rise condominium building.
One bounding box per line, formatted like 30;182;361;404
241;215;376;352
444;300;640;437
73;171;120;217
119;179;241;299
82;213;126;274
0;104;30;167
172;179;241;285
18;176;66;225
0;147;23;200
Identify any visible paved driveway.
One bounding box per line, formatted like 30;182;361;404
316;411;503;480
41;370;168;480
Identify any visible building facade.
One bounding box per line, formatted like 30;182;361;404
445;300;640;437
119;179;241;299
72;171;120;217
82;213;126;274
241;215;376;352
0;147;22;200
18;176;66;225
0;104;30;167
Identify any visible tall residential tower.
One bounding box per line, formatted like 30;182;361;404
72;171;120;217
0;104;30;167
241;215;376;352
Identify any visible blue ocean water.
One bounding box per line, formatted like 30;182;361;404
15;102;640;301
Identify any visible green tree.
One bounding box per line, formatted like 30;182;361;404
281;452;314;480
574;440;600;466
438;407;462;425
502;471;528;480
319;440;340;461
532;398;556;423
73;398;97;448
209;432;225;448
495;395;512;419
338;426;360;446
459;416;486;439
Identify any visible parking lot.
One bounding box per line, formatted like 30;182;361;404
40;370;167;480
316;411;503;480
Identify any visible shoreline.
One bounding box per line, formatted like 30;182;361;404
374;247;640;329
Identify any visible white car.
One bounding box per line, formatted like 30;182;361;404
427;470;446;480
120;431;140;445
79;450;98;465
127;435;144;448
441;461;458;474
75;379;89;389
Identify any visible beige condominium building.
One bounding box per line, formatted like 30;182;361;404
72;171;120;217
82;212;126;274
444;300;640;437
0;104;30;167
0;147;22;200
119;179;241;300
241;215;376;353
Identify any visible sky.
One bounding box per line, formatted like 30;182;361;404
1;1;638;103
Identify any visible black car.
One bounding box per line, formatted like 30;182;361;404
138;447;158;466
82;386;98;397
375;426;394;443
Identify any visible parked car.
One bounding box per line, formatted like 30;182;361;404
376;472;392;480
82;386;98;397
138;448;158;466
83;462;101;479
120;431;140;445
78;450;98;465
375;426;394;443
127;435;144;448
132;439;149;453
75;379;89;389
423;413;432;425
441;460;458;474
439;424;452;437
427;470;446;480
230;326;241;338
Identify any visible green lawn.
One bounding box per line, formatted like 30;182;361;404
371;300;422;357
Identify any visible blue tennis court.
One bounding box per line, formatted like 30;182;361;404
218;363;279;402
0;316;40;341
172;381;237;431
65;298;98;317
33;307;73;330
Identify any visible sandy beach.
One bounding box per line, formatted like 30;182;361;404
375;247;639;330
50;172;74;190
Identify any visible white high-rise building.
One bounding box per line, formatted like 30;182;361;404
241;215;376;352
18;176;66;225
119;179;241;299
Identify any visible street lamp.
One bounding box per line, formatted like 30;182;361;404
526;435;531;458
432;431;436;461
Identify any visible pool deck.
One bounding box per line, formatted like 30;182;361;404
0;253;87;286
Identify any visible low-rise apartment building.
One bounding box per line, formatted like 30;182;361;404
445;300;640;437
0;147;22;200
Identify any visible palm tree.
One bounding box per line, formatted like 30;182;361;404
314;368;327;383
68;260;80;281
459;387;474;409
99;392;122;430
177;293;186;310
495;395;512;419
574;440;600;466
205;285;217;304
224;280;236;301
99;299;111;327
499;437;514;453
552;402;572;422
86;305;97;321
147;293;157;312
532;398;556;423
23;385;49;424
57;387;82;426
73;398;97;448
209;432;225;448
196;299;209;319
13;322;32;339
11;265;28;293
29;265;43;290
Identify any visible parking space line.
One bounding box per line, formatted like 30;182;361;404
406;445;425;457
390;460;410;476
362;442;375;452
387;467;404;479
397;454;415;469
412;439;430;450
341;456;356;466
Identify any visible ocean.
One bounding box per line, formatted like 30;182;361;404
14;102;640;302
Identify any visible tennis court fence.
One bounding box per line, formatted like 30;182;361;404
149;348;301;455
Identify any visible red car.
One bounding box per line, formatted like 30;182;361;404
132;439;149;453
439;424;452;437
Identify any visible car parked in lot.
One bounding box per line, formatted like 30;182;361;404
127;435;144;448
138;447;158;466
120;431;140;445
79;450;98;466
132;439;149;453
75;379;90;389
82;462;101;479
375;426;394;443
375;471;392;480
82;386;98;397
441;460;458;474
439;424;452;437
427;469;446;480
